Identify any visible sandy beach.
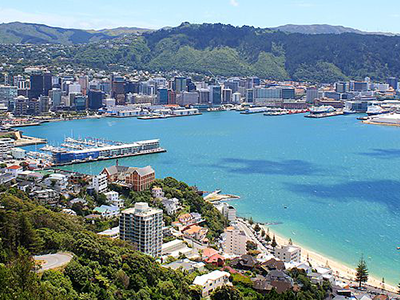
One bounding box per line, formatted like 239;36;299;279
261;225;397;293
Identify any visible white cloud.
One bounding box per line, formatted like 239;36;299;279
230;0;239;7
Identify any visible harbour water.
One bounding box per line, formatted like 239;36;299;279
21;112;400;285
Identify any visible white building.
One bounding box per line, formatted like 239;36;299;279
274;245;301;263
11;148;26;159
0;138;15;158
232;92;241;103
92;173;108;194
93;205;120;218
193;270;231;297
152;186;164;198
98;226;120;239
104;191;124;208
44;173;68;191
120;202;163;257
223;226;248;256
222;203;236;221
161;198;179;216
6;165;23;178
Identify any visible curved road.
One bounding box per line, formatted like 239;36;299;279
34;252;73;271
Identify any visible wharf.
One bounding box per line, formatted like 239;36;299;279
204;190;240;202
15;135;47;147
53;148;167;166
305;111;344;118
138;113;202;120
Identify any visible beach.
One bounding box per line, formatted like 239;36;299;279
262;225;397;293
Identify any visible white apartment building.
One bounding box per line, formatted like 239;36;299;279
223;226;248;256
120;202;163;257
161;198;179;216
152;186;164;198
0;138;15;158
274;245;301;263
222;203;236;221
92;173;108;194
193;270;231;297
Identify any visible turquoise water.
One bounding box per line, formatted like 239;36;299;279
21;112;400;285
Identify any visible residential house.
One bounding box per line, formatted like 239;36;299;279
183;225;208;242
161;198;179;215
232;254;259;270
193;270;231;297
265;270;294;294
93;205;120;218
104;191;124;208
62;209;77;216
204;253;225;267
6;165;22;178
262;258;285;271
152;186;164;198
98;226;120;239
31;189;59;206
162;239;194;258
164;259;205;273
44;173;68;191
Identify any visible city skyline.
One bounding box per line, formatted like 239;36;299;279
1;0;400;33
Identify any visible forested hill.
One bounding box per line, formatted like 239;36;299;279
141;23;400;82
2;22;400;82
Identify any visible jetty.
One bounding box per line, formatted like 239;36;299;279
204;190;240;202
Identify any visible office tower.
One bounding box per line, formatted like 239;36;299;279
73;95;87;111
88;90;104;109
306;87;319;103
222;88;232;104
111;75;125;104
245;89;254;103
120;202;163;257
29;73;44;99
157;88;168;105
225;78;240;93
78;76;89;95
198;88;210;104
49;88;62;108
246;77;260;89
39;96;50;113
67;83;81;94
209;85;222;105
186;78;196;92
13;96;29;115
125;81;139;94
353;81;369;92
387;77;398;90
174;76;187;93
43;72;52;96
168;89;176;104
178;91;199;106
0;86;17;107
27;99;40;115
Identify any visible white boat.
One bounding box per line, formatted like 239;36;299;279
366;103;390;115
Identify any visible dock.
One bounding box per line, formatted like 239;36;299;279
15;135;47;147
137;113;202;120
204;190;240;202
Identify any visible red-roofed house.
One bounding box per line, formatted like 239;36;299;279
202;248;218;259
204;253;225;267
6;165;22;178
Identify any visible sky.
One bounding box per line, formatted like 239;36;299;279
0;0;400;33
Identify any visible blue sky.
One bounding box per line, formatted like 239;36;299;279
0;0;399;33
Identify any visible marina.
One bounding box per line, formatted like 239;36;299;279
33;137;166;166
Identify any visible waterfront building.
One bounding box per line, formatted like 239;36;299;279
73;95;87;111
198;88;210;104
222;88;232;103
193;270;231;297
92;173;108;193
246;89;254;103
120;202;163;257
335;82;349;93
102;164;155;192
306;87;319;103
209;85;222;105
78;75;89;95
352;81;369;92
281;87;295;99
177;91;199;106
232;92;241;103
274;245;301;263
223;225;248;256
88;90;104;110
157;88;168;105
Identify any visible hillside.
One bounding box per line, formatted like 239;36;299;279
1;22;400;82
273;24;365;35
0;22;117;44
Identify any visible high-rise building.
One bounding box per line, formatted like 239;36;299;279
73;95;87;111
0;85;17;107
168;89;176;104
43;72;52;96
174;77;187;93
88;90;104;110
177;91;199;106
29;73;44;99
78;76;89;95
232;92;241;103
49;88;62;108
157;88;168;105
222;89;232;104
223;226;248;256
39;96;50;113
210;86;221;105
198;88;210;104
335;82;348;93
120;202;163;257
306;87;319;103
92;173;108;194
13;96;29;115
281;87;295;99
246;89;254;103
27;99;40;115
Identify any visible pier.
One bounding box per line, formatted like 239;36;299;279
305;111;344;118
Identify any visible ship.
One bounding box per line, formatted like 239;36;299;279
309;106;336;114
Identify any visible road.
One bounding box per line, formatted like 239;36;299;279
33;252;73;271
237;219;269;253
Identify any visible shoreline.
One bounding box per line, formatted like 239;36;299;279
260;224;397;293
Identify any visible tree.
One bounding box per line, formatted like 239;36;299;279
355;255;369;288
254;223;261;232
288;238;293;245
246;240;257;251
271;235;277;249
211;285;243;300
265;233;271;243
248;217;254;225
260;230;265;237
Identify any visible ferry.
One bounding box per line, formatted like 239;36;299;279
309;106;336;114
366;102;390;115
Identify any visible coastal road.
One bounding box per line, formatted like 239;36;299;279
237;219;269;253
34;252;73;271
